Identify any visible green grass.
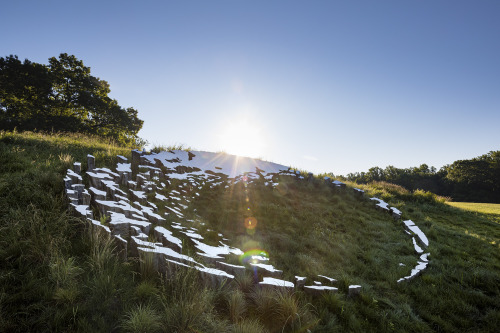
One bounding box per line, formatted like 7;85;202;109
446;202;500;223
1;131;499;332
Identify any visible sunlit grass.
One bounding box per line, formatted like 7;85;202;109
1;130;499;332
446;201;500;216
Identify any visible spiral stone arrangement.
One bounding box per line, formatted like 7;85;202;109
64;149;430;296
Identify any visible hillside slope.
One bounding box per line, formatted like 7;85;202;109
1;131;499;332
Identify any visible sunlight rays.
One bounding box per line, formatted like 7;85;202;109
218;117;264;159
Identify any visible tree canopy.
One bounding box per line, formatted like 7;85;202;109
345;151;500;203
0;54;144;146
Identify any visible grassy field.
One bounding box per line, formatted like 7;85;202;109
1;131;499;332
446;202;500;223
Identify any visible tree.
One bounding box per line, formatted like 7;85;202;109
0;55;52;130
345;151;499;203
445;152;500;202
0;53;144;146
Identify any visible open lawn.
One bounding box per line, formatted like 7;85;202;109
446;201;500;220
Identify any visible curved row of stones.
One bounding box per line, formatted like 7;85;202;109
64;149;429;297
366;196;430;282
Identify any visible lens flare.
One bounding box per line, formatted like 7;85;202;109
239;249;269;265
244;217;257;229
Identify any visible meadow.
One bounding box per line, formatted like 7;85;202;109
0;131;498;332
446;202;500;225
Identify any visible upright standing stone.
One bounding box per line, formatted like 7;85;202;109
131;149;141;177
348;285;362;297
121;172;131;186
72;184;85;199
87;154;95;172
295;276;307;289
73;162;81;175
82;190;91;205
64;176;72;190
140;156;149;166
117;155;128;163
307;172;314;182
353;188;365;198
136;174;146;187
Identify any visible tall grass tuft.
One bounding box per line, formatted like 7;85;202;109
121;304;162;333
250;288;304;332
139;251;158;282
227;289;247;323
150;143;192;153
134;280;160;304
232;318;267;333
159;267;215;331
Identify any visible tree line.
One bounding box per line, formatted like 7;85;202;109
343;151;500;203
0;54;144;146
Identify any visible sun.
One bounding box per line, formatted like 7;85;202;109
218;117;265;158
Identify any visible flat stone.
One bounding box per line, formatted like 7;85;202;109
348;285;362;297
397;261;428;283
67;169;82;184
304;285;338;296
371;197;390;211
295;276;307;289
317;274;337;285
353;188;365;196
154;226;182;253
117;155;128;163
249;263;283;278
89;187;107;201
390;207;402;220
259;277;294;292
407;225;429;247
89;219;111;236
197;252;225;265
195;265;234;288
216;261;246;276
109;212;151;237
69;203;91;218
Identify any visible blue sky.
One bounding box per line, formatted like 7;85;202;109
2;1;499;175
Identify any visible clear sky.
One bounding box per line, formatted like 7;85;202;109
2;0;499;175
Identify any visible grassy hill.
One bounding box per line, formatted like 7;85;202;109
0;131;499;332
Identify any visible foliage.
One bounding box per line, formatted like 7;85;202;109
150;143;192;153
445;151;500;203
346;151;500;203
0;54;144;147
121;304;163;333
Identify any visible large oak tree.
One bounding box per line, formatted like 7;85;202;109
0;53;143;146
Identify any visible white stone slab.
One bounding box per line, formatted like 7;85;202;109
408;225;429;247
412;237;424;253
259;277;294;289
